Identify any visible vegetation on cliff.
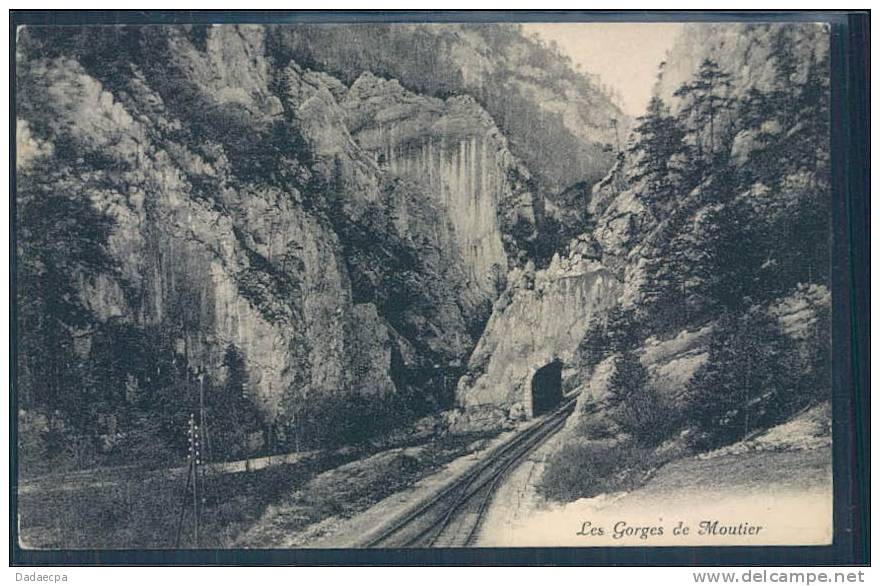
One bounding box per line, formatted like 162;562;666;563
541;23;832;501
16;23;624;472
269;23;628;258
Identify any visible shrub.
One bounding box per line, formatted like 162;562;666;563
537;439;657;502
606;351;680;446
683;309;803;449
572;413;617;440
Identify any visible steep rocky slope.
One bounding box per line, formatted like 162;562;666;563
269;23;629;250
457;23;831;456
18;23;608;462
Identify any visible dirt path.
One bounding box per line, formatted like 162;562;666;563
472;419;567;542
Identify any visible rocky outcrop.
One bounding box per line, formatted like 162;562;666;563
268;24;629;246
18;28;373;415
456;251;620;414
269;23;627;196
769;284;831;340
341;71;536;297
16;23;552;428
639;326;713;400
653;23;829;110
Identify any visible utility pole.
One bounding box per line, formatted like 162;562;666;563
192;413;200;547
198;371;210;461
175;412;201;547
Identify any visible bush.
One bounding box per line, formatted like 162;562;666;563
571;412;617;440
537;439;657;502
606;351;680;446
683;309;803;450
109;414;176;467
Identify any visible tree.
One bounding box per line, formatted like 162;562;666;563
674;59;733;175
639;196;766;329
637;197;714;332
693;201;766;312
684;309;799;449
735;42;830;291
209;344;265;459
627;96;687;211
606;350;675;446
487;262;507;297
576;305;643;374
16;156;118;425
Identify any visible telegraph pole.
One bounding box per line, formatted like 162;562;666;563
175;412;201;547
192;412;200;547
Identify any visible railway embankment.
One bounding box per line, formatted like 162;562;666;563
240;400;575;548
19;417;500;549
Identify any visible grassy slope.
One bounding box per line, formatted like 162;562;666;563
17;430;496;549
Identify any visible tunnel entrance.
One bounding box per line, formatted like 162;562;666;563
530;360;563;417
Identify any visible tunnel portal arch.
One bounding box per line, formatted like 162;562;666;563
529;359;564;417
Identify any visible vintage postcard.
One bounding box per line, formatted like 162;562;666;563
12;13;860;561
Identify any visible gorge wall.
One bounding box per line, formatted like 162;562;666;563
16;23;623;457
269;23;629;250
341;71;534;296
455;22;831;442
457;251;619;415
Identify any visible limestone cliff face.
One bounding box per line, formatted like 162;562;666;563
457;253;620;414
342;72;535;296
280;62;537;349
271;23;626;191
15;23;544;427
18;27;372;415
269;23;628;244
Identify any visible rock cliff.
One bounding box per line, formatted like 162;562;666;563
457;253;620;414
16;23;593;454
19;26;367;417
269;23;629;249
456;22;831;435
341;71;535;295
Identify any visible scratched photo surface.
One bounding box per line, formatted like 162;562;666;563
15;22;831;549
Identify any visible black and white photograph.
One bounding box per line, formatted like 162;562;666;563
9;10;868;563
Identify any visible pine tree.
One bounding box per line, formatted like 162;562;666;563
685;309;798;448
694;201;766;311
638;197;714;332
674;59;733;178
736;40;830;291
576;316;610;373
607;350;675;445
604;305;643;354
210;344;264;459
576;305;643;376
627;96;687;212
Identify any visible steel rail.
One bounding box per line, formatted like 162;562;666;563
363;395;576;548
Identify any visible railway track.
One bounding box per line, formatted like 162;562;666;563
362;396;577;548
